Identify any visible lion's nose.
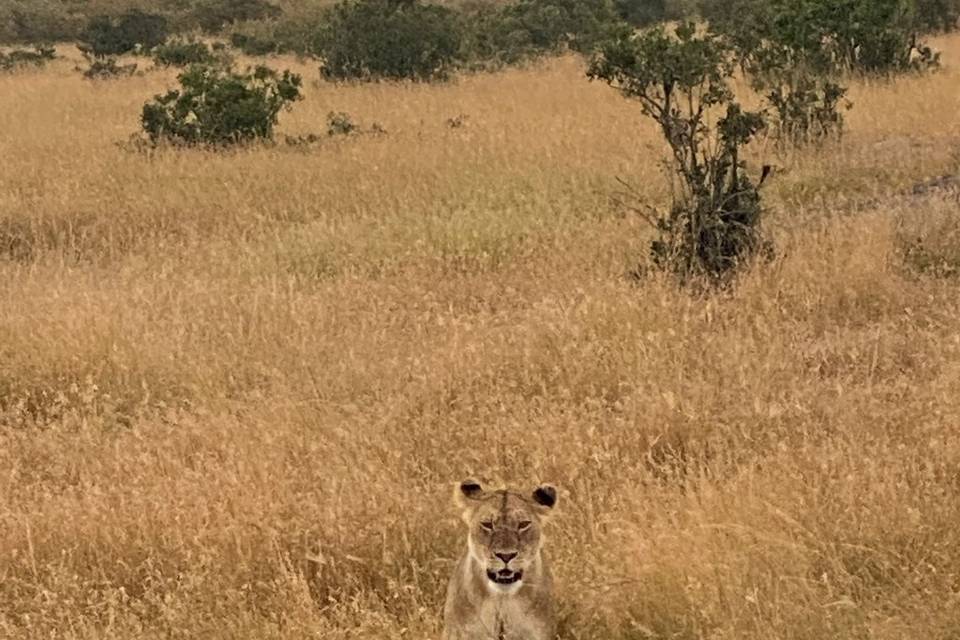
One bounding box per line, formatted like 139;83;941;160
495;552;517;564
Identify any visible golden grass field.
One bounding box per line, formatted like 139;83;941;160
2;34;960;639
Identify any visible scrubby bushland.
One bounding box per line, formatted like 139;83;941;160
141;64;302;145
152;39;224;67
702;0;942;145
191;0;282;34
462;0;628;66
316;0;463;81
78;10;168;58
0;1;82;43
0;45;56;71
589;24;770;285
703;0;940;75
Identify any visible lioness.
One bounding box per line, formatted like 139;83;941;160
444;479;558;640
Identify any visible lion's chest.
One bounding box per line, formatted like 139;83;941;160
462;598;547;640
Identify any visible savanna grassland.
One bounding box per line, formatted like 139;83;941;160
2;35;960;640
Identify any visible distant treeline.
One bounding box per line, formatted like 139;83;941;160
2;0;957;79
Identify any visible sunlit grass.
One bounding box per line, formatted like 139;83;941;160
1;34;959;640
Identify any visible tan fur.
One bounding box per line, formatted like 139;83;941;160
444;479;558;640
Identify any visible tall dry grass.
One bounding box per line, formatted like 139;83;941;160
1;35;960;639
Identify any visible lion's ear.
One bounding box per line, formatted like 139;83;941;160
455;478;486;509
532;484;557;510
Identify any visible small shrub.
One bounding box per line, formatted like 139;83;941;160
316;0;464;82
0;45;56;71
152;39;223;67
446;114;469;129
192;0;282;33
326;111;358;136
744;42;850;145
79;10;168;58
140;64;303;145
589;24;771;285
81;55;138;79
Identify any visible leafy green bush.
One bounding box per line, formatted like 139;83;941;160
589;24;771;284
742;40;850;145
463;0;627;65
316;0;464;82
152;39;223;67
192;0;282;34
0;45;56;71
141;64;302;145
702;0;939;75
702;0;941;145
78;10;168;58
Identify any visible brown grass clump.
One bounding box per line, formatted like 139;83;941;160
2;35;960;639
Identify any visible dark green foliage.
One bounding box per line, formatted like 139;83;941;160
0;45;56;71
192;0;282;34
79;10;168;58
230;32;279;56
742;40;850;145
316;0;463;82
463;0;628;65
152;39;222;67
141;64;302;145
589;24;771;284
765;74;847;144
614;0;667;26
702;0;940;75
701;0;941;145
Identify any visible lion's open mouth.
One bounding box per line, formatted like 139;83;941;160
487;569;523;585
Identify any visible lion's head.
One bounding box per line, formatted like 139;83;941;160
455;478;558;593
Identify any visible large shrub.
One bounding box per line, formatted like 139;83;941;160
463;0;627;65
141;64;302;145
316;0;463;81
702;0;939;75
589;24;771;284
78;10;168;58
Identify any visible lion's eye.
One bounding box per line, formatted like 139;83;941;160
480;521;494;532
518;521;532;532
